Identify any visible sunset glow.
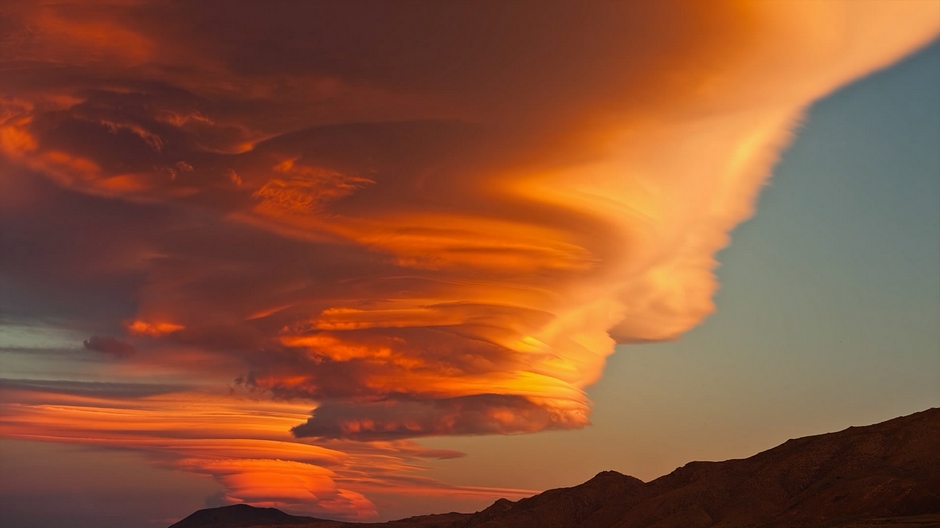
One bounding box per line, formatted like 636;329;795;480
1;0;938;523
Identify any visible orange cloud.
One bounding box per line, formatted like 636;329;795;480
0;0;937;519
0;381;532;519
127;320;185;337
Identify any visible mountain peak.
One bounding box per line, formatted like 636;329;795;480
169;503;321;528
591;470;625;479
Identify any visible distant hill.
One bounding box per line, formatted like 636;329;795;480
169;504;325;528
170;408;940;528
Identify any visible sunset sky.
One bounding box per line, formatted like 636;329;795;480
0;2;938;527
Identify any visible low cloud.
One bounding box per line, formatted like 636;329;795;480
0;382;533;519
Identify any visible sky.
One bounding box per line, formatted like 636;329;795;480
0;2;938;527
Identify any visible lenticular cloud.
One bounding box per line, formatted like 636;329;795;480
1;0;937;519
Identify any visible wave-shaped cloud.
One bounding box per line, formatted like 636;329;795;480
1;0;936;519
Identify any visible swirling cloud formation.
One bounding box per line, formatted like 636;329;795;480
1;0;937;520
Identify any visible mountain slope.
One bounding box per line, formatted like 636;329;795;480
169;408;940;528
601;407;940;528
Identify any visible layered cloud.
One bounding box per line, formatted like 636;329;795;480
1;0;937;520
0;379;524;519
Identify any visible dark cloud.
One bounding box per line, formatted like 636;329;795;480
0;378;184;399
0;166;157;328
292;394;584;441
83;335;136;357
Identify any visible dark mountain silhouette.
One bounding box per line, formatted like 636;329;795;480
170;504;323;528
169;408;940;528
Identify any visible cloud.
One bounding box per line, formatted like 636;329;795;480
0;0;937;519
83;335;137;357
0;378;180;399
291;394;584;441
0;381;533;519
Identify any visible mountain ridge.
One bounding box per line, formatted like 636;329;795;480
169;408;940;528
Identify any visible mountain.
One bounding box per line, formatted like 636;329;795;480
169;408;940;528
169;504;324;528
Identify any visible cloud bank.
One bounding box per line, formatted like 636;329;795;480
1;0;937;519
